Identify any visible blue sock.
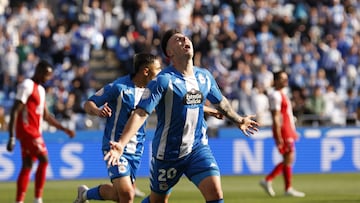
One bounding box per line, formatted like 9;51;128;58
206;199;224;203
141;196;150;203
86;185;103;200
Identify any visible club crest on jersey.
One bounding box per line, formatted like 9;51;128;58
183;88;203;105
141;88;151;99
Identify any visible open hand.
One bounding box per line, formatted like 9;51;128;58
238;115;259;137
104;141;124;166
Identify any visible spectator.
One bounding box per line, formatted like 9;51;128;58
51;24;71;64
344;88;358;124
251;82;272;127
2;45;19;95
30;0;54;34
82;0;104;32
318;37;343;87
305;85;326;124
135;0;157;48
289;53;308;88
323;84;346;126
291;87;308;123
67;76;87;130
256;64;273;91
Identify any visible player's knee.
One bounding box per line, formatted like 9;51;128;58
203;185;223;200
117;189;135;202
209;189;223;200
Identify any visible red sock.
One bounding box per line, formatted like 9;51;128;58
35;161;48;198
16;168;31;202
283;165;292;190
266;162;283;182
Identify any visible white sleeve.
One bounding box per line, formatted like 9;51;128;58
15;79;34;104
269;91;281;111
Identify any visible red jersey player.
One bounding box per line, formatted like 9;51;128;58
259;70;305;197
7;60;75;203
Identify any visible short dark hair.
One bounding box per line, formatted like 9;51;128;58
273;70;286;81
132;52;158;76
161;29;180;57
35;60;53;75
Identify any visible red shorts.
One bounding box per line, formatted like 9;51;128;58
278;137;295;155
19;136;48;160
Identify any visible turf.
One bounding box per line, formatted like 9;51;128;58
0;173;359;203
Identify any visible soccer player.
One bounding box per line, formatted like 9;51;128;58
73;53;162;203
6;60;75;203
104;29;259;203
259;70;305;197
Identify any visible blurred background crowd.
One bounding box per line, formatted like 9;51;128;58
0;0;360;133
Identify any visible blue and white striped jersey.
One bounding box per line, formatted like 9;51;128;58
137;66;223;161
88;75;146;157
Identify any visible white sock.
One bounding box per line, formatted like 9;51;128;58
83;190;88;200
33;198;43;203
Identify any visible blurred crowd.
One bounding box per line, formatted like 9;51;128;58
1;0;360;132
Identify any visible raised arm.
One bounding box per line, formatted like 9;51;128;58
213;97;259;136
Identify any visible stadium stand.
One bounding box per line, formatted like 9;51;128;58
0;0;360;131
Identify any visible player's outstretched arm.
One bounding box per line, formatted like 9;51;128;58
104;108;149;166
213;97;259;136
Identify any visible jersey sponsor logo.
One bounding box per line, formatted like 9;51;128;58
141;88;151;99
183;89;203;105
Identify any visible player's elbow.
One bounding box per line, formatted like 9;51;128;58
134;108;149;118
83;101;96;114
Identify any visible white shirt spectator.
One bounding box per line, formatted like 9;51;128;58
3;45;19;78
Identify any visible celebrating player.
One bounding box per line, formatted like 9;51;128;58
73;53;162;203
104;29;259;203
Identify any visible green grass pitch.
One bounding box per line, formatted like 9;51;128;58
0;173;359;203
